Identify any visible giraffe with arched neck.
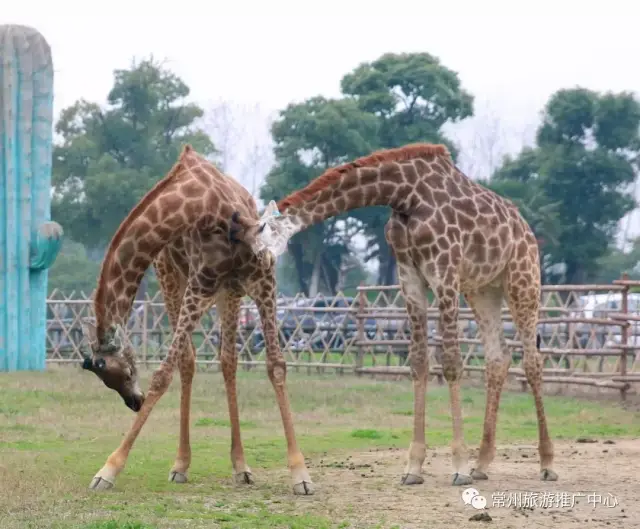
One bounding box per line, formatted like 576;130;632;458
232;143;558;487
80;145;313;495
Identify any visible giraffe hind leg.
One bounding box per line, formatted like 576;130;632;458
217;290;255;486
505;267;558;481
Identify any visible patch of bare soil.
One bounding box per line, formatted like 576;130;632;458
289;439;639;529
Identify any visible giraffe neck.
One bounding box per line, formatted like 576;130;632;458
92;149;240;343
276;159;434;232
93;179;186;341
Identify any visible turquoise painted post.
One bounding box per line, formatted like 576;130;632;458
0;25;63;372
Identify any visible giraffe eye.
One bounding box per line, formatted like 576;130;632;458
258;223;266;233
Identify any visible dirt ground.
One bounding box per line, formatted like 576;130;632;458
287;438;639;528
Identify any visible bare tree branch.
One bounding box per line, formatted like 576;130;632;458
201;99;276;199
447;99;537;179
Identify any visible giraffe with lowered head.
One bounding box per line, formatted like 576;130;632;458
79;145;314;495
231;143;558;487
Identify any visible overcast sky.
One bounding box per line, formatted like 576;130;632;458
4;0;640;252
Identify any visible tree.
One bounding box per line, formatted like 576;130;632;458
47;240;102;296
452;99;536;180
592;237;640;283
490;88;640;284
51;57;215;253
261;96;379;295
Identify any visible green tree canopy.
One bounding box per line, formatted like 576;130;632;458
489;88;640;284
341;52;473;151
261;97;378;295
47;239;101;297
51;57;215;253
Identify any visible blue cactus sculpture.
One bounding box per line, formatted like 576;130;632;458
0;25;63;371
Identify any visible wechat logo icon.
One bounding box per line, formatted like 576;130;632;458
462;487;487;510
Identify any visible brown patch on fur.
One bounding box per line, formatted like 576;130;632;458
276;143;451;212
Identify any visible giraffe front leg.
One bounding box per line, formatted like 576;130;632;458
470;343;510;481
396;263;429;486
265;356;314;495
252;280;313;495
90;364;174;490
218;292;254;486
168;344;195;484
90;284;209;491
465;287;511;481
436;283;473;487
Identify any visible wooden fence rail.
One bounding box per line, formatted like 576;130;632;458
45;274;640;399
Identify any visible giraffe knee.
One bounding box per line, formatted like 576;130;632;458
523;350;543;373
522;350;543;387
220;348;239;376
179;346;196;369
409;355;428;381
149;368;174;393
267;358;287;386
442;356;462;382
179;362;195;382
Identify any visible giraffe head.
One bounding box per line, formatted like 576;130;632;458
230;200;298;258
80;318;145;412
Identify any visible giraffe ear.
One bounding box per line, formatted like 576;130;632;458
81;318;99;349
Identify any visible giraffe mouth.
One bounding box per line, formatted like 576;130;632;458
123;394;144;412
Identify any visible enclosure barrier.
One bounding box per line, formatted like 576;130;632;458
45;274;640;399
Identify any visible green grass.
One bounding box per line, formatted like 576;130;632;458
1;366;639;528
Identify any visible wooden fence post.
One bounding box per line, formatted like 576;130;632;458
620;273;629;401
142;297;149;370
356;283;365;376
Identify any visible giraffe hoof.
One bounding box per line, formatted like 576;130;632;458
234;471;255;485
541;468;558;481
400;473;424;485
89;476;114;491
169;471;188;483
452;473;473;486
292;480;315;495
471;469;488;480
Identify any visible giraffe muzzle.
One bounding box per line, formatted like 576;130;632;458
123;393;145;412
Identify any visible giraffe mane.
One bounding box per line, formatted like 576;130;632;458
93;144;194;338
276;143;451;212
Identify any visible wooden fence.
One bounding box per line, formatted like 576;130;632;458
45;275;640;399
